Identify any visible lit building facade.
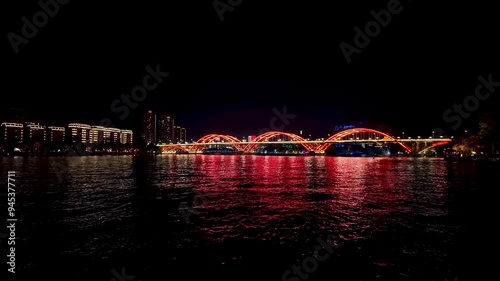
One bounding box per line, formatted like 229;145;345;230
91;126;106;143
180;127;186;143
141;110;156;145
1;123;23;143
1;121;134;146
157;115;174;144
24;122;46;142
48;126;65;143
108;128;121;144
67;123;92;143
91;126;127;144
120;130;133;145
173;126;181;143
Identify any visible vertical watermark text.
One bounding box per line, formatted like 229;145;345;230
6;171;17;274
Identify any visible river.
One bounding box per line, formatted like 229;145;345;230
1;155;496;281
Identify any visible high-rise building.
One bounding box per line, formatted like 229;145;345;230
67;123;92;143
91;126;106;143
1;122;23;143
91;126;132;144
48;126;65;143
24;122;46;142
91;126;123;144
173;126;181;143
120;130;133;145
157;115;174;144
180;127;186;143
108;128;121;144
141;110;156;145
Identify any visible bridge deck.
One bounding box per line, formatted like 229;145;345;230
158;138;452;146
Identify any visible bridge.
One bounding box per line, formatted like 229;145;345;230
157;128;452;155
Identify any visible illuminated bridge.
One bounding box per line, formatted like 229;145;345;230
157;128;452;155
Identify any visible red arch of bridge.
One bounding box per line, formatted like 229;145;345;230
316;128;412;153
164;128;417;153
162;144;190;153
243;131;315;152
418;141;451;154
192;134;244;152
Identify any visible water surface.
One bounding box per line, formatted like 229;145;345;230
1;155;496;281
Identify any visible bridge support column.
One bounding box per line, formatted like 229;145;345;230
409;141;419;156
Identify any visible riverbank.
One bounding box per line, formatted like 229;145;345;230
0;151;140;157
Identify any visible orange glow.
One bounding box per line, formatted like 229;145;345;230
418;141;451;154
159;128;451;154
316;128;412;153
167;145;190;152
243;131;315;152
193;134;244;152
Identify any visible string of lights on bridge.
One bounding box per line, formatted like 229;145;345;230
158;128;452;154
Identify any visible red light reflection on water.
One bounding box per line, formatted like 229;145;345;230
163;155;449;242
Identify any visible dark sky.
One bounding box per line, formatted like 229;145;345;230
4;0;500;139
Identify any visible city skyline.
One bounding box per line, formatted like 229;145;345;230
0;105;490;142
1;121;133;145
0;108;191;145
141;109;187;145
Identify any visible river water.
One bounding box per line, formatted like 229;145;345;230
1;155;496;281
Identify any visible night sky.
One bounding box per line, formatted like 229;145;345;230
4;0;500;139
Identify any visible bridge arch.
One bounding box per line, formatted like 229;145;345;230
316;128;412;153
244;131;315;152
161;144;190;153
418;141;451;154
193;134;244;152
